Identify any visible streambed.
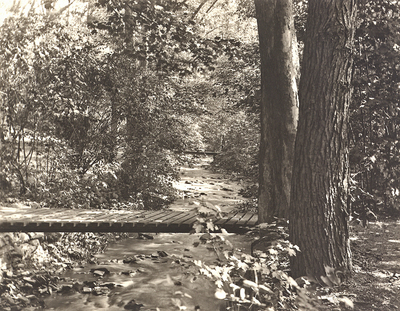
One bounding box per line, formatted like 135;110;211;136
43;233;253;311
43;156;254;310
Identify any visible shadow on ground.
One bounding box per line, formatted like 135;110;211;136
339;221;400;310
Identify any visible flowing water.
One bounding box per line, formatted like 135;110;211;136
43;156;253;311
44;233;253;311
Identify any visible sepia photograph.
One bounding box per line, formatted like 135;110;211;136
0;0;399;310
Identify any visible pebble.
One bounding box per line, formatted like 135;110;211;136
59;285;74;293
138;233;153;240
90;267;110;277
17;295;30;304
124;299;144;310
93;286;111;296
99;282;118;289
157;250;168;257
123;257;137;264
23;277;36;284
5;270;13;278
82;287;92;293
151;253;159;259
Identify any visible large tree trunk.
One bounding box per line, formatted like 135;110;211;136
254;0;299;223
289;0;357;280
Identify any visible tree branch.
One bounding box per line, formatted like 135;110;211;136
191;0;209;19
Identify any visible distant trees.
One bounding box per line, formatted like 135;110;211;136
0;0;258;208
0;0;204;207
0;4;130;205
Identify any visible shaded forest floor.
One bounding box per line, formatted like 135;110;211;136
331;220;400;311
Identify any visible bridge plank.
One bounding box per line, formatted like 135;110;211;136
11;209;73;227
245;213;258;226
133;210;173;224
162;213;198;233
163;211;194;225
144;211;180;224
91;210;154;223
107;211;148;224
178;213;199;226
0;206;256;233
237;212;257;226
214;212;239;226
237;211;253;222
0;207;50;223
224;212;246;225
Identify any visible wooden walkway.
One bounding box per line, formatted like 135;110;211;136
0;206;257;233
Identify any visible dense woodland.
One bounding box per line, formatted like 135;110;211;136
1;0;400;310
1;0;400;217
0;0;261;210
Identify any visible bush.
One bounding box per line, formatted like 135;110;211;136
212;111;259;183
192;224;303;310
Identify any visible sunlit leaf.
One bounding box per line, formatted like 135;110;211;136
338;297;354;309
240;288;246;300
215;288;227;300
243;279;258;289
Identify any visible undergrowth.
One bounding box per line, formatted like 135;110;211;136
191;210;354;311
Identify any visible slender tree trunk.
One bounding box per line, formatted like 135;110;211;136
254;0;299;223
289;0;357;280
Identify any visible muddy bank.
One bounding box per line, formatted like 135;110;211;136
0;231;128;311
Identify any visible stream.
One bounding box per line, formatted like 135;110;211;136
43;156;253;311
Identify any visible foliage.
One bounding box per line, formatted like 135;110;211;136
191;214;357;310
191;219;321;311
0;6;123;206
203;48;260;183
92;0;244;75
0;231;128;310
0;0;262;209
0;1;210;208
350;0;400;218
212;109;259;182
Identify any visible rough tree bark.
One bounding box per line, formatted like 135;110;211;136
254;0;299;223
289;0;357;280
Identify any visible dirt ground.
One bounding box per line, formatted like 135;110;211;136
330;220;400;311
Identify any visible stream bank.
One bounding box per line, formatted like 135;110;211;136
0;231;130;311
0;156;254;311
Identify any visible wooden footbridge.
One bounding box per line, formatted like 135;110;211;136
0;206;258;233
